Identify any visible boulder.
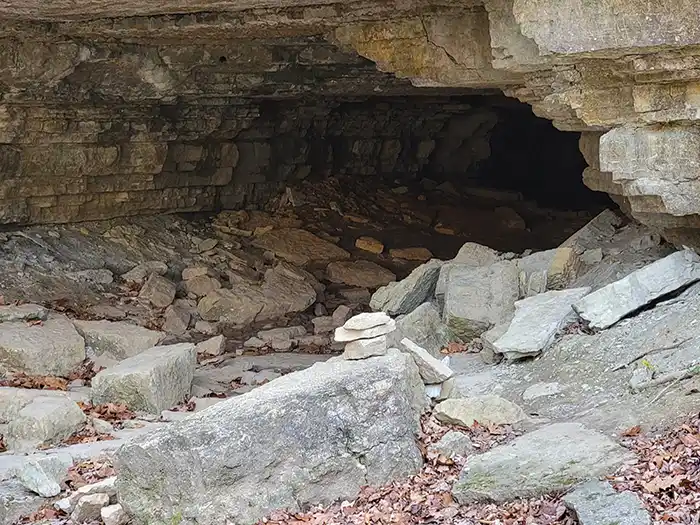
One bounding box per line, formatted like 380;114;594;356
355;236;384;254
252;228;350;266
0;304;47;323
343;336;387;360
311;316;335;334
181;266;208;280
453;423;634;503
370;259;443;315
326;260;396;288
400;338;453;384
434;396;526;428
390;303;454;357
443;260;519;340
91;343;196;413
493;288;590;360
389;247;433;262
573;249;700;329
73;320;165;360
195;335;225;356
116;353;427;525
184;275;222;297
162;305;191;335
5;396;86;451
197;287;263;325
560;209;622;254
0;314;85;377
16;454;73;497
453;242;500;265
428;431;473;459
256;264;317;322
138;274;176;308
562;481;651;525
516;247;583;297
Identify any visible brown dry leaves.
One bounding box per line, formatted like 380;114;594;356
78;401;135;423
259;416;576;525
0;372;68;390
609;412;700;523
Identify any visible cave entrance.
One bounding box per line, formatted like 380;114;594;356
232;93;615;268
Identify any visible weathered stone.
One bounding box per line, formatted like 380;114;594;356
162;304;191;335
257;264;317;322
355;236;384;254
344;312;392;331
121;261;168;283
332;305;352;326
91;343;196;413
326;260;396;288
194;320;218;336
400;338;453;384
138;273;176;308
116;353;427;525
257;326;306;342
16;454;73;497
390;302;454;358
494;288;590;360
443;260;519;340
479;321;509;364
197;287;263;325
339;288;372;305
434;396;526;428
6;396;86;451
195;335;225;356
560;210;622;254
198;238;218;252
516;247;583;297
453;242;500;265
184;275;222;297
0;315;85;376
343;336;387;360
389;247;433;261
453;423;634;503
71;493;110;524
428;431;473;459
0;304;47;323
522;382;563;401
0;481;45;525
102;503;129;525
73;320;165;360
68;268;114;284
311;316;335;334
252;228;350;266
334;319;396;342
562;481;651;525
181;266;208;280
573;249;700;329
371;259;443;316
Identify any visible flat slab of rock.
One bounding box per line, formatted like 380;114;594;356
370;260;443;316
390;302;454;358
334;319;396;342
563;481;651;525
344;312;391;331
443;260;519;340
494;288;590;360
6;396;86;451
573;249;700;329
453;423;634;503
400;338;452;384
0;314;85;376
116;353;427;525
252;228;350;266
0;304;47;323
91;343;196;413
434;396;526;428
73;320;165;360
326;260;396;288
343;336;387;360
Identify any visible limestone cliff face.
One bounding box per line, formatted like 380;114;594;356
1;0;700;244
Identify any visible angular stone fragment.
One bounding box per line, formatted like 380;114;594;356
434;396;526;428
116;353;427;525
479;322;509;364
121;261;168;283
16;454;73;497
184;275;222;297
560;209;622;254
494;288;590;360
257;326;306;342
6;396;86;451
71;493;110;523
0;304;47;323
443;260;518;340
0;314;85;376
101;503;129;525
370;259;443;315
331;305;352;326
355;236;384;254
91;343;196;413
400;338;453;384
453;242;500;265
453;423;634;503
197;287;263;325
326;260;396;288
182;266;208;280
344;312;391;331
343;336;387;360
73;320;165;360
252;228;350;266
428;431;473;459
195;335;225;356
562;481;651;525
389;247;433;261
311;316;335;334
138;273;176;308
389;302;454;358
573;249;700;329
516;247;582;297
162;304;191;335
334;319;396;342
0;481;45;525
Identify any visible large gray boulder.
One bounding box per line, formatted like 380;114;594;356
370;260;443;315
116;352;427;525
73;320;165;360
563;481;651;525
453;423;633;503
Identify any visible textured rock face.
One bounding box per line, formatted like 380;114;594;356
116;352;427;525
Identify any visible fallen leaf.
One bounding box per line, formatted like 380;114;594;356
622;425;642;437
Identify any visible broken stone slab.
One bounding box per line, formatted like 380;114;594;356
331;305;352;326
116;353;427;525
494;288;591;360
516;247;583;297
121;261;168;283
400;338;453;384
0;314;86;377
91;343;196;413
325;260;396;288
344;312;391;331
334;318;396;342
138;273;176;308
15;453;73;498
251;228;350;266
452;422;634;503
56;476;117;514
0;387;86;424
560;209;623;254
443;260;519;340
73;320;165;360
195;335;225;356
434;396;526;428
255;264;317;323
0;304;47;323
389;247;433;262
342;336;387;360
5;396;87;452
389;302;455;358
311;316;335;334
428;431;474;459
197;287;265;325
562;480;651;525
162;304;191;335
71;492;110;523
370;259;443;316
573;249;700;329
479;321;509;365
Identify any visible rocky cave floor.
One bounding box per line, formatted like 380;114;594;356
1;175;700;524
